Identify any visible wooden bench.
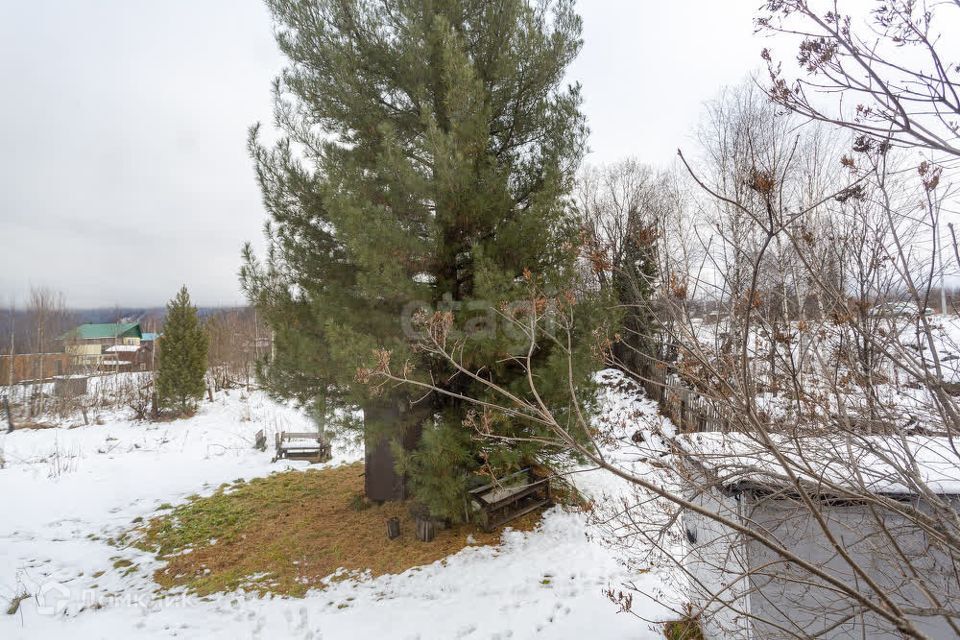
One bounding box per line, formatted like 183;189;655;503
273;431;330;463
469;467;552;532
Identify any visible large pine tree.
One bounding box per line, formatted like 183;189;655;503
156;286;209;414
243;0;604;516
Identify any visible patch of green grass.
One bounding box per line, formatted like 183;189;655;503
137;472;329;560
130;464;542;598
349;492;371;512
139;491;253;555
112;558;134;569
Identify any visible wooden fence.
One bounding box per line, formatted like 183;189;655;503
638;363;737;434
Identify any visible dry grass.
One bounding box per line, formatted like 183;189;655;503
134;462;543;597
5;592;29;616
663;613;705;640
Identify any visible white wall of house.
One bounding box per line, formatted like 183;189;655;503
745;496;960;639
683;482;753;640
686;489;960;639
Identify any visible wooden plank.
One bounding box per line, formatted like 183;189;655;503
469;468;552;531
483;480;548;512
285;450;323;458
468;468;532;496
485;498;552;532
280;432;324;440
415;516;436;542
386;517;400;540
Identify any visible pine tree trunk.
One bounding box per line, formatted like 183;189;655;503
363;399;423;502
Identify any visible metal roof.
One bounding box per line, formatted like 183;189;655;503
62;323;142;341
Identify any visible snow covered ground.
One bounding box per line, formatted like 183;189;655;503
0;375;676;639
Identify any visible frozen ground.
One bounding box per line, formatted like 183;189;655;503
0;374;676;639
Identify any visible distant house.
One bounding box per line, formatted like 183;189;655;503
62;323;143;369
101;344;151;372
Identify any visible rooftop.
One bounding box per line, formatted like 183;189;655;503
62;323;142;341
674;432;960;496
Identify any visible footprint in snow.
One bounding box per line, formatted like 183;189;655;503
296;606;310;631
251;615;266;636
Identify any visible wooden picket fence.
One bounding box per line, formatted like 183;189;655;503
637;363;737;434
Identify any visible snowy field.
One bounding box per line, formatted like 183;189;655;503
0;374;675;639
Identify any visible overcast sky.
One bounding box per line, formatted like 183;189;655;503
0;1;761;309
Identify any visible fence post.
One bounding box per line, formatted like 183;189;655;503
386;517;401;540
3;394;14;432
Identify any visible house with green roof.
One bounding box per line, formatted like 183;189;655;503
63;323;144;368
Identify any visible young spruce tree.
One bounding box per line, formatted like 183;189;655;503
156;286;208;414
243;0;608;518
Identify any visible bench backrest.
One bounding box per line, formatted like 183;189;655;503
278;431;324;442
469;467;537;499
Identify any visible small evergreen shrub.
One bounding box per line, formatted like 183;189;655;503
156;286;208;414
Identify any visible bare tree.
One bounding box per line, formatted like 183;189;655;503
758;0;960;159
206;306;268;391
2;298;14;431
25;287;68;417
576;159;668;376
758;0;960;326
5;297;14;388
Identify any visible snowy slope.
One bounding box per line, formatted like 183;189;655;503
0;377;675;640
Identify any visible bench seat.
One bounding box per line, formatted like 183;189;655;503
469;467;552;531
273;431;331;463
